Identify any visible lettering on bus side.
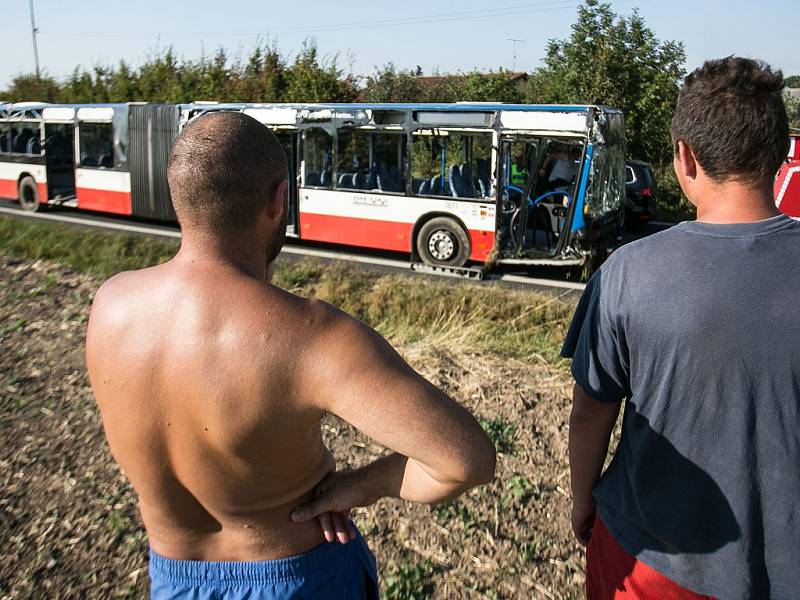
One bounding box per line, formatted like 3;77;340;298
352;194;389;208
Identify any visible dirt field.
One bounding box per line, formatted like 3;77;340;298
0;256;585;599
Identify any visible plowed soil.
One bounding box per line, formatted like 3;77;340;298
0;256;585;599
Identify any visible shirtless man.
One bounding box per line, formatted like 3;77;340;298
85;112;496;599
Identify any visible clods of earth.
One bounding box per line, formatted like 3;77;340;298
0;257;586;599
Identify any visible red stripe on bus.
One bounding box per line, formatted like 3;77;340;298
299;211;495;262
0;178;17;199
299;212;412;253
77;188;132;215
468;229;495;262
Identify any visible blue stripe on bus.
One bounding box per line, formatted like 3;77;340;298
571;144;593;233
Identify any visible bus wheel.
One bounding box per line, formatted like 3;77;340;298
417;217;471;267
18;177;42;212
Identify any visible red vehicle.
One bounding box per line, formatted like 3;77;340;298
775;131;800;218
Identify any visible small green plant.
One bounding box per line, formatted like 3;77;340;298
505;475;535;501
382;559;434;600
432;501;481;529
480;418;517;455
1;319;28;335
107;510;128;537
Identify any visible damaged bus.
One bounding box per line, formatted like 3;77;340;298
1;101;626;273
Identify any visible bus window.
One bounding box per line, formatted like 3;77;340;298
412;130;492;199
304;128;332;188
335;129;370;190
79;123;115;168
0;123;10;154
10;122;42;156
336;130;406;193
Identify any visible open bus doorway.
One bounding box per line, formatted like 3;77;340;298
44;123;76;200
498;138;584;258
274;131;299;235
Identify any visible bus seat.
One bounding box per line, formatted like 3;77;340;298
81;155;98;167
460;163;476;197
442;180;451;196
320;169;331;187
305;172;321;187
354;172;367;189
338;172;353;188
99;154;113;168
27;137;41;155
418;179;430;195
431;175;442;195
449;164;466;197
387;166;401;192
476;158;490;182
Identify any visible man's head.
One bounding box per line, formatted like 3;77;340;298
671;57;789;202
168;112;288;264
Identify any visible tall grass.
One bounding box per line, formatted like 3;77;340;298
1;215;575;363
0;217;179;278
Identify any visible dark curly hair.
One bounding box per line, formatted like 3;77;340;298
671;57;789;184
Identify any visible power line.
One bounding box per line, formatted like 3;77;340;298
38;0;635;40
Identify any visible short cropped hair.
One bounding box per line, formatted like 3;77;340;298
168;112;287;232
671;57;789;184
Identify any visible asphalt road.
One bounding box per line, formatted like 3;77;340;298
0;198;674;296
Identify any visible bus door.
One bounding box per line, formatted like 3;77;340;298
500;138;584;256
273;130;299;235
499;138;550;255
43;121;76;200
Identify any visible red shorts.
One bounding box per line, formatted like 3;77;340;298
586;514;715;600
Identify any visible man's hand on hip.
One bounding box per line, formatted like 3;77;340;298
291;468;380;543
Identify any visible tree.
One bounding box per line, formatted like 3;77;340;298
527;0;686;164
461;70;523;103
1;73;60;102
784;75;800;88
362;64;425;103
284;41;355;102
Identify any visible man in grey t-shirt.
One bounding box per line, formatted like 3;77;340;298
562;58;798;599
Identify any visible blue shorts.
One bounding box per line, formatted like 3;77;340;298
148;531;378;599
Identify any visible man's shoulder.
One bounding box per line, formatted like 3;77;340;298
90;265;168;322
602;224;687;274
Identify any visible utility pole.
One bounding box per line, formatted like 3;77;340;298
29;0;41;79
506;38;526;73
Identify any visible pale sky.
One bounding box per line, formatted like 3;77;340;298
2;0;797;89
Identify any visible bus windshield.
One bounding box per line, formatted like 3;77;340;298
585;113;625;218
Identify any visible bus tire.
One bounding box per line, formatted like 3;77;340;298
18;176;41;212
416;217;471;267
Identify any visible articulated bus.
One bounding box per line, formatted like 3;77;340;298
0;101;628;271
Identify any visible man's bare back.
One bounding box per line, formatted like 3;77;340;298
86;113;494;594
87;258;342;560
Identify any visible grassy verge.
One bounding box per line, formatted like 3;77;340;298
0;215;576;364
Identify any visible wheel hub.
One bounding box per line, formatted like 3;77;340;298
428;230;456;261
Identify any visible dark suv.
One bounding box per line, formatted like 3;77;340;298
625;160;656;226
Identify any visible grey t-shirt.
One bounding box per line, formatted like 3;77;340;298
562;215;800;600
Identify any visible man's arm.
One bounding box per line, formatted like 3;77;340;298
291;305;496;527
568;383;621;544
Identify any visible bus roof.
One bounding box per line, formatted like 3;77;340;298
1;101;619;112
177;101;618;114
